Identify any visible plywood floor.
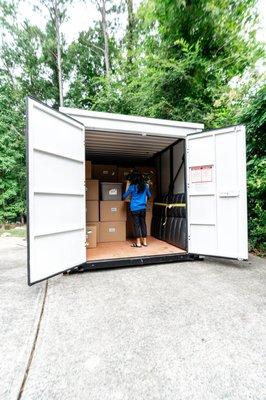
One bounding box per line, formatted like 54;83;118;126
87;236;185;261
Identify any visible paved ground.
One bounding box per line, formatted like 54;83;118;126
0;237;265;400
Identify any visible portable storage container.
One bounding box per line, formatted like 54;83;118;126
26;97;248;286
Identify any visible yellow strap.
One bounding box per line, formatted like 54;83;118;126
154;202;186;208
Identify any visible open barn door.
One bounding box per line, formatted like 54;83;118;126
26;97;86;285
186;126;248;260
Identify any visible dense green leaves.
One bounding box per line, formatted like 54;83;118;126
0;0;265;252
241;85;266;253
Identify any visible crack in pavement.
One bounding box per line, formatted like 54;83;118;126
17;280;48;400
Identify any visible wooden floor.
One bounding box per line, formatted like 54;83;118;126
87;236;185;261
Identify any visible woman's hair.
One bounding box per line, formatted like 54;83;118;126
129;170;146;193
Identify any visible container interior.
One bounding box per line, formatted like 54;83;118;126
85;128;187;262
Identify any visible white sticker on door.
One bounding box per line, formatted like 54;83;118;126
109;189;118;195
190;165;213;183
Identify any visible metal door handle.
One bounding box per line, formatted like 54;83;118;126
219;191;239;198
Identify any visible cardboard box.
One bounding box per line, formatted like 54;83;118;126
87;222;100;242
86;225;97;248
101;182;122;201
117;167;133;182
100;201;127;222
92;164;117;182
86;180;99;201
86;200;99;222
99;221;126;242
85;161;92;179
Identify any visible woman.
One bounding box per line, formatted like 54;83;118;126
123;170;152;248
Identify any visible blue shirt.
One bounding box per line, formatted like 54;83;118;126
123;184;152;212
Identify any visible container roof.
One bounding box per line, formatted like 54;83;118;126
60;107;204;162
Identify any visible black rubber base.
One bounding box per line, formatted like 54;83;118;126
64;253;203;275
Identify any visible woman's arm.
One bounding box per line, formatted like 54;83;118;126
146;185;152;199
123;185;132;200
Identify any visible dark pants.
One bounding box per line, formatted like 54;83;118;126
131;209;147;238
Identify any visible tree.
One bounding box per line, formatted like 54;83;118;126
118;0;264;123
125;0;135;66
95;0;110;76
39;0;72;106
241;84;266;254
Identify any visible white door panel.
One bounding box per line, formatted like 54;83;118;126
186;126;248;260
27;98;86;285
33;151;84;195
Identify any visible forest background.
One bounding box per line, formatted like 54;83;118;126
0;0;265;253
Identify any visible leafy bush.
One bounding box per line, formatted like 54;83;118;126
242;85;266;254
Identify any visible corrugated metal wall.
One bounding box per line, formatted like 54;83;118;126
155;139;185;196
173;140;185;194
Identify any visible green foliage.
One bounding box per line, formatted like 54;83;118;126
0;78;26;221
0;0;265;253
241;85;266;254
117;0;263;124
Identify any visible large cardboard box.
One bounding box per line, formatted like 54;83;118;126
86;225;97;248
85;161;92;179
86;200;99;222
100;201;127;222
86;180;99;201
92;164;117;182
117;167;133;182
87;222;100;242
99;221;126;242
101;182;122;201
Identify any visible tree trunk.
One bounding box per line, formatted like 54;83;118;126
54;0;64;106
98;0;110;76
126;0;134;65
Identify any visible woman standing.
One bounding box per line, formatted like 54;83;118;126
123;171;152;248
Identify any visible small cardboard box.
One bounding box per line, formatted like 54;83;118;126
85;161;92;180
92;164;117;182
86;200;99;222
100;201;127;222
87;222;100;242
86;180;99;201
86;225;97;248
101;182;122;201
99;221;126;242
117;167;133;182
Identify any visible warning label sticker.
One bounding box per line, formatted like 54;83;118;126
190;165;213;183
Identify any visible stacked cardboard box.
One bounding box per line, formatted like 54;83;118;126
99;184;126;243
86;226;97;248
86;177;100;244
92;164;117;182
117;167;133;182
85;161;92;179
85;162;157;243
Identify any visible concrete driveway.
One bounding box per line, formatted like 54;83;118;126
0;237;265;400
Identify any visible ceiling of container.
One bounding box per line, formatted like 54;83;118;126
85;129;180;163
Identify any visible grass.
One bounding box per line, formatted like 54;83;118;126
0;226;26;238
